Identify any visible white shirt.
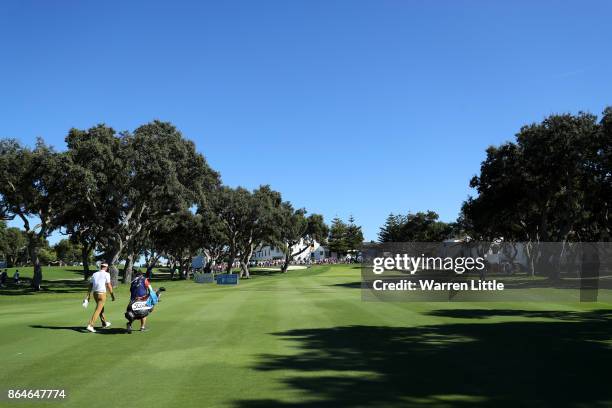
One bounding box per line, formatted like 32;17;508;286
90;270;111;293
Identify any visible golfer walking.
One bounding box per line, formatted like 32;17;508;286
85;263;115;333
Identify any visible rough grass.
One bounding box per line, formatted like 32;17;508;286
0;265;611;407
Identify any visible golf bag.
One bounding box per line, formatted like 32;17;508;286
125;287;166;323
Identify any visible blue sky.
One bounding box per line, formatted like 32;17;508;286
1;0;611;242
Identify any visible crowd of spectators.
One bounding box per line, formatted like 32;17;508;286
190;256;362;275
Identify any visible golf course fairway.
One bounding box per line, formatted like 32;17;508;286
1;264;611;407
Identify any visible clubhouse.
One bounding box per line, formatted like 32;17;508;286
251;239;329;262
191;239;332;269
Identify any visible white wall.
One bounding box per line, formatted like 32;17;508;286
252;239;328;261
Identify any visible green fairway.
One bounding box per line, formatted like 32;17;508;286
1;264;611;407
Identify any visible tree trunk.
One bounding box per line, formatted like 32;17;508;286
282;253;291;273
226;246;236;274
281;241;309;273
29;244;42;291
145;254;160;279
105;247;122;287
239;261;250;278
204;258;215;273
123;253;135;283
239;243;253;278
178;258;187;280
580;243;600;302
82;246;91;280
537;242;562;281
525;241;536;276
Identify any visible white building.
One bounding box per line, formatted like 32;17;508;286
191;240;329;269
251;239;328;262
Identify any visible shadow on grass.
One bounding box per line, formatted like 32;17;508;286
144;269;286;285
330;281;362;289
426;309;612;321
234;309;612;407
249;268;287;277
0;279;88;296
65;268;86;274
30;325;126;335
500;277;612;290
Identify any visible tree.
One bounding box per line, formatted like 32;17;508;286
196;200;228;273
401;211;453;241
345;215;364;252
53;238;84;266
235;185;282;278
59;203;98;279
466;112;602;242
38;240;57;265
155;210;202;279
460;142;530;241
2;227;27;267
462;110;610;277
214;187;250;274
120;228;149;284
577;108;612;241
275;203;328;272
212;185;283;277
0;221;6;259
0;139;65;289
328;217;349;256
61;124;127;284
139;231;165;277
63;122;220;286
378;213;407;242
378;211;454;242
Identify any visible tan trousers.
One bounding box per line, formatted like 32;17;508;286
88;292;107;326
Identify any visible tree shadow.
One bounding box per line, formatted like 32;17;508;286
0;279;88;296
64;268;87;276
426;309;612;321
234;309;612;407
499;277;612;290
330;281;362;289
29;325;126;335
145;270;179;282
249;268;287;277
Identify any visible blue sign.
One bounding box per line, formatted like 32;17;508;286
193;272;215;283
216;274;239;285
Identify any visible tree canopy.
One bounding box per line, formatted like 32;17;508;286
274;203;329;272
328;216;364;256
0;121;373;286
0;139;66;288
378;211;454;242
462;110;611;242
62;121;220;285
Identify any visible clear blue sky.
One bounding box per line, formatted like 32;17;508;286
1;0;611;242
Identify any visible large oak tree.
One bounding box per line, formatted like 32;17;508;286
0;139;66;289
462;110;611;278
63;121;219;285
274;203;328;273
